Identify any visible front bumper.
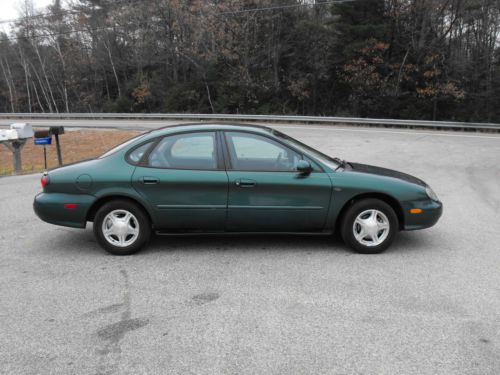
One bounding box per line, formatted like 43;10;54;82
403;199;443;231
33;192;95;228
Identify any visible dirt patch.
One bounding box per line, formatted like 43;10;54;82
0;129;141;176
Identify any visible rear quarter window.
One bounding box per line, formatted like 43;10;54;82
128;141;154;163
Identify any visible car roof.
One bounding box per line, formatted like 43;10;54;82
145;122;275;138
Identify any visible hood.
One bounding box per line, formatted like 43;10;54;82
348;162;427;187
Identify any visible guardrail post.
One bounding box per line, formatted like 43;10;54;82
2;139;26;175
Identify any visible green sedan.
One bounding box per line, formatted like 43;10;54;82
33;123;442;255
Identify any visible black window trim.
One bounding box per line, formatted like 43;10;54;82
125;128;325;173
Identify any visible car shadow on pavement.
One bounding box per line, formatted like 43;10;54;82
46;225;435;256
143;232;436;255
143;230;435;256
144;233;347;255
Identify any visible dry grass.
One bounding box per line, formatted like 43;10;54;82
0;129;142;176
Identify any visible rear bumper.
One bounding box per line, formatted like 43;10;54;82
403;199;443;231
33;192;95;228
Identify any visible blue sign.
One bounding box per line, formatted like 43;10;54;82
34;137;52;145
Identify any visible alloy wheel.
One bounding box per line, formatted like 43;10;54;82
101;209;140;247
352;209;390;247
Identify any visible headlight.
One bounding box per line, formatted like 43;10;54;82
426;186;439;201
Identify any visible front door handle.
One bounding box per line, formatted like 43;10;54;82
235;179;256;188
141;176;159;184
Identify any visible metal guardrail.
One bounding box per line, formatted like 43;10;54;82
1;113;499;130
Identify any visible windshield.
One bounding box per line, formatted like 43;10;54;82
99;133;148;159
272;130;341;170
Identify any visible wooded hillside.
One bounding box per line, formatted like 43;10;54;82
1;0;499;121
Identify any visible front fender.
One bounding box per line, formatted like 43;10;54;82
325;171;427;230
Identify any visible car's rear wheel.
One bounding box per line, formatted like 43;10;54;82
340;198;398;254
93;200;151;255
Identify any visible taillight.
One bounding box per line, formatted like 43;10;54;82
41;174;49;187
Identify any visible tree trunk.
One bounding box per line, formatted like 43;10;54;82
33;43;58;112
104;38;122;98
0;58;16;113
29;60;53;113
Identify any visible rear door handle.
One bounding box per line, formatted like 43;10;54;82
141;176;159;184
235;179;256;188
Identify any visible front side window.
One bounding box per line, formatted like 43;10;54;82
147;132;217;170
225;132;301;171
273;130;338;170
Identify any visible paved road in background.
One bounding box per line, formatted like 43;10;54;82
1;124;499;375
0;118;186;130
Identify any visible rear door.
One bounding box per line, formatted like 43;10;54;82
131;131;228;230
222;131;332;232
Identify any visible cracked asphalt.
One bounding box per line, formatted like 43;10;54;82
1;124;499;374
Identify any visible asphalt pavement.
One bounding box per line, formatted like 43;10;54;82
1;123;499;375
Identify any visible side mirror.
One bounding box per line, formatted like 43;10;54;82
296;160;313;175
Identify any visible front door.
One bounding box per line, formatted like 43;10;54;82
223;131;332;232
132;131;228;230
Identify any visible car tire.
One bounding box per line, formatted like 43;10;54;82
340;198;398;254
93;199;151;255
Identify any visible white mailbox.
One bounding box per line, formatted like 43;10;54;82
0;129;9;142
10;123;34;139
0;129;19;141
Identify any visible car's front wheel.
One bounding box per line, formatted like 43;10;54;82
340;198;398;254
93;200;151;255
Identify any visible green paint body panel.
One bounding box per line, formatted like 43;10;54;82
33;124;443;234
33;192;94;228
225;171;332;231
131;167;228;230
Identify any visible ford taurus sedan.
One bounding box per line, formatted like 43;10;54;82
33;123;442;255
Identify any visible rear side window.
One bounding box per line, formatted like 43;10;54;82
147;132;217;170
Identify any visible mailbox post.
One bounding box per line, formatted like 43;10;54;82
2;140;27;175
49;126;64;166
34;130;52;170
0;123;34;175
